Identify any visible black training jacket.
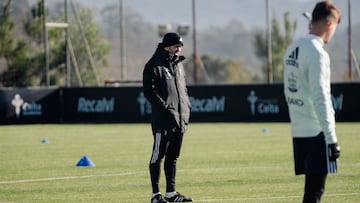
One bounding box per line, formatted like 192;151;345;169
143;45;191;133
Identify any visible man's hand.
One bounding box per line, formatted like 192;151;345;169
328;143;340;161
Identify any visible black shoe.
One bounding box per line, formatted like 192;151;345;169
151;194;168;203
165;192;192;202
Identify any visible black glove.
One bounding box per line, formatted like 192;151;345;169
328;143;340;161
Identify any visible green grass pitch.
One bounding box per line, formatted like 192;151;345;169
0;123;359;202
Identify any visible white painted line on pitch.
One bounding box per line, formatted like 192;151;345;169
195;196;301;202
194;192;360;202
0;171;144;184
0;166;273;185
0;167;244;185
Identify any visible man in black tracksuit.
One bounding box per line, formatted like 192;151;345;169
143;32;192;203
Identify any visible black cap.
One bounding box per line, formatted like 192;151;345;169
162;32;184;47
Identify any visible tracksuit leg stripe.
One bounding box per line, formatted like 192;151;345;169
151;132;161;164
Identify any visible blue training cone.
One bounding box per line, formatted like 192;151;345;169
76;155;96;167
41;139;49;144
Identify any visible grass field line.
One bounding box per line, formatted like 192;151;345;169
195;192;360;202
0;171;143;184
1;165;357;185
0;165;285;185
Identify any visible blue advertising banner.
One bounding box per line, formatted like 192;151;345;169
0;88;60;124
0;83;358;124
61;87;149;123
187;84;288;122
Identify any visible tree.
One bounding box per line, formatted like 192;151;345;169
0;0;111;87
254;12;297;83
67;4;111;86
0;0;15;67
100;3;157;81
0;0;32;86
183;54;252;84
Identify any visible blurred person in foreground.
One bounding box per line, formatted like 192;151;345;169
283;1;341;202
143;32;192;203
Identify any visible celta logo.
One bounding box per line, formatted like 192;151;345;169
247;91;258;116
137;92;152;116
77;97;114;113
11;94;42;119
247;90;280;116
11;94;24;119
287;72;298;93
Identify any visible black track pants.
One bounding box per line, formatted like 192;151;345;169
149;130;184;193
303;174;327;203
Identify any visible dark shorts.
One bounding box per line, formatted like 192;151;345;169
293;132;338;175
